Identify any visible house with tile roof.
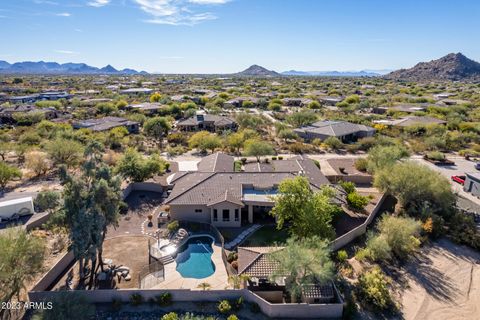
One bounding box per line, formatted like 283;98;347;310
176;113;237;132
294;120;375;142
237;246;336;304
165;153;345;228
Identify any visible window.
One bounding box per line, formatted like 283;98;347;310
195;209;202;213
213;209;218;221
222;209;230;221
234;209;239;221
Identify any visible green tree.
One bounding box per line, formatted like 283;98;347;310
144;116;171;147
115;148;167;182
188;131;222;153
270;237;334;302
286;111;318;127
357;267;391;309
366;145;409;174
150;92;162;103
45;138;84;168
34;190;61;213
374;161;455;217
96;102;117;115
0;161;21;189
323;137;343;150
226;132;246;154
243;139;274;162
61;141;122;283
0;228;45;319
270;176;340;239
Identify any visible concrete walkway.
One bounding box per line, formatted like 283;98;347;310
224;224;261;250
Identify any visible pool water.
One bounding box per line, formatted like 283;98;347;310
175;236;215;279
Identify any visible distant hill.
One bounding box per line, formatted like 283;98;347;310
236;65;280;77
386;53;480;81
0;60;147;75
282;70;382;77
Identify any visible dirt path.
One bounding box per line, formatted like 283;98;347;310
399;239;480;320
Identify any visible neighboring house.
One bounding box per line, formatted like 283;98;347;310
282;98;313;107
176;113;237;132
8;94;40;104
238;246;337;304
127;102;164;115
321;158;373;185
372;104;427;114
294;120;375;142
464;172;480;197
120;88;154;95
375;116;447;127
319;96;343;106
39;91;72;100
73;116;140;133
165;153;344;227
0;105;59;124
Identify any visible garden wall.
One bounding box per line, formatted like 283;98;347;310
330;193;387;251
122;182;164;200
29;288;344;319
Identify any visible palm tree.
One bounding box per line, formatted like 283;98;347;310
228;274;250;289
197;282;211;291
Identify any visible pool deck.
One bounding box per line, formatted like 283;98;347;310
152;243;229;290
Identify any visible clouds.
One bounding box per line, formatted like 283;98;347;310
87;0;111;7
133;0;231;26
55;12;72;17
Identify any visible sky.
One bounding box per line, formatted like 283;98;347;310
0;0;480;74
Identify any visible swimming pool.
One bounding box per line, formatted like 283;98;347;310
175;236;215;279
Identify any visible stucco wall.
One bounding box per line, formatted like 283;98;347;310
209;202;243;228
169;205;210;223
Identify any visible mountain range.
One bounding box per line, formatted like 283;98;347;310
386;53;480;81
0;61;146;75
281;70;386;77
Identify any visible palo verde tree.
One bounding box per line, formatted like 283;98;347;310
143;116;172;148
0;228;45;319
61;141;122;285
270;176;341;239
269;237;334;302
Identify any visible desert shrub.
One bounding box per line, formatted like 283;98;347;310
426;151;445;161
365;233;392;261
323;137;343;150
313;159;320;169
337;250;348;263
354;158;368;172
288;142;313;154
339;181;356;194
357;267;392;310
448;212;480;250
375;215;421;259
130;293;143;306
347;192;370;211
161;312;179;320
227;252;238;262
167;220;180;233
155;292;173;306
227;315;239;320
231;260;238;270
217;300;232;314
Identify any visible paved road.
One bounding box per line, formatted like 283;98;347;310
412;156;480;207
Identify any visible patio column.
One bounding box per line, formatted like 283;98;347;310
248;205;253;224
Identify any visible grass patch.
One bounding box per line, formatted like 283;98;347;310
242;225;289;246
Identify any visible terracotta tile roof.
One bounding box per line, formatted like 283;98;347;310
302;283;335;299
238;247;285;277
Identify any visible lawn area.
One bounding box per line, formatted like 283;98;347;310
242;225;290;247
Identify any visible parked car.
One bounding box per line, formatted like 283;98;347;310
451;175;466;185
475;163;480;170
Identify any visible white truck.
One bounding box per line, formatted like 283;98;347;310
0;197;35;222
